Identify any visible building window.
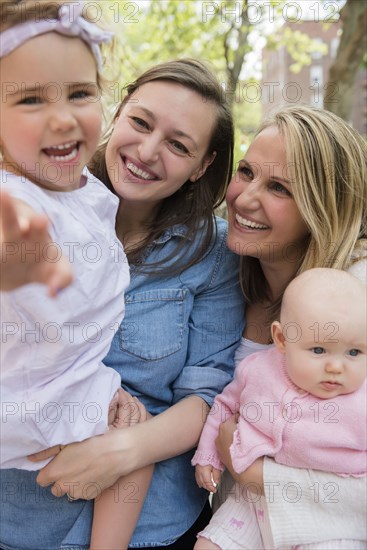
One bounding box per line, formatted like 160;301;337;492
311;38;324;60
310;65;324;106
330;38;339;59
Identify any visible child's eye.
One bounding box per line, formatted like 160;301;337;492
70;84;99;101
19;96;41;105
347;349;360;357
70;90;90;100
311;347;325;354
270;181;292;196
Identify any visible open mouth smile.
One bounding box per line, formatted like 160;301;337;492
124;158;157;181
42;141;80;162
235;213;269;230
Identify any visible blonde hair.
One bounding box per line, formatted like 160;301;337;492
241;105;367;317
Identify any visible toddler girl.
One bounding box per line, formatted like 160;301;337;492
0;1;152;548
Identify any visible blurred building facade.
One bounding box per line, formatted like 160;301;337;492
262;20;367;135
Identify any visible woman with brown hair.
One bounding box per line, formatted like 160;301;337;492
0;57;244;549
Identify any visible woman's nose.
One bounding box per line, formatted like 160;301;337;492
233;178;262;210
137;136;160;164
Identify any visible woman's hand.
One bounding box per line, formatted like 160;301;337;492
28;390;150;500
27;429;136;499
216;415;265;494
215;414;237;476
28;394;205;500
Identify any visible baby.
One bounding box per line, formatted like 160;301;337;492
193;268;366;549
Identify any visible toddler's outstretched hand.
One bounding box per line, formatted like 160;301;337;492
195;464;222;493
0;190;72;296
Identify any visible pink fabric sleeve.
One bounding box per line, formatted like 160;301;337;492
192;361;247;470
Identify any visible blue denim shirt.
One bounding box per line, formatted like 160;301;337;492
0;217;245;549
107;217;245;546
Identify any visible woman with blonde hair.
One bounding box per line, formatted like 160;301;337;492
238;105;366;326
214;104;367;548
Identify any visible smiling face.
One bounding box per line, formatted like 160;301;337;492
272;269;367;398
0;32;102;191
226;126;309;269
104;81;217;208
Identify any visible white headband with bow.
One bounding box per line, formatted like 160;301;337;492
0;2;113;71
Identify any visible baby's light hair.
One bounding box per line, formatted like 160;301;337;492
280;268;366;324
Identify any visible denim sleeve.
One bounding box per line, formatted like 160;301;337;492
172;222;245;407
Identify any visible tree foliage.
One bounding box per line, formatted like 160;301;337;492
324;0;367;121
99;0;365;140
100;0;334;155
104;1;327;99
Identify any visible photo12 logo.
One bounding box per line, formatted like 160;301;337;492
201;2;340;24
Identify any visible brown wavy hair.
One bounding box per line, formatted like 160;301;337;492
89;58;234;273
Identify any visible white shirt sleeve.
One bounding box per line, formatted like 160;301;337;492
263;457;367;546
348;258;367;285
